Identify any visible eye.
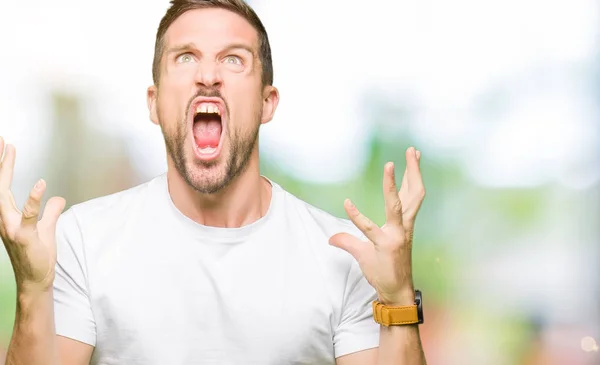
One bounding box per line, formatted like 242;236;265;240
176;53;195;63
223;55;242;65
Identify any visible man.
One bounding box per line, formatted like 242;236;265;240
1;0;428;364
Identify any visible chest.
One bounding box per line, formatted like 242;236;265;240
88;230;336;365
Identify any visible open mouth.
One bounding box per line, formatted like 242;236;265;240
191;99;225;160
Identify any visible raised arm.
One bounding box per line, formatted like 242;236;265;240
0;139;93;365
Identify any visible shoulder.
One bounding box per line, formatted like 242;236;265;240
56;174;164;234
272;179;362;240
269;179;365;278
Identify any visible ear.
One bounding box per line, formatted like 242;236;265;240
147;85;159;125
260;85;279;125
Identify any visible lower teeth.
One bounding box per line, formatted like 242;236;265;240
198;146;217;154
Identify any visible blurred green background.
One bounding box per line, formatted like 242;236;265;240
1;0;599;364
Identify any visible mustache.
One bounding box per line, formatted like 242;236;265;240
194;87;222;99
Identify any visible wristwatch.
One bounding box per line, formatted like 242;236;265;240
372;290;424;326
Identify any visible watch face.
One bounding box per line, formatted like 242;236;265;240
415;290;424;324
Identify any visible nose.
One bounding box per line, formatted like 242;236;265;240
194;60;223;89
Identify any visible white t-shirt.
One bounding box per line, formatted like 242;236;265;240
53;174;380;365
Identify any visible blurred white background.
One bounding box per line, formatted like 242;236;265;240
0;1;598;364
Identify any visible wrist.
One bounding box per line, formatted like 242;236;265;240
16;271;55;294
373;289;424;327
16;282;54;303
378;288;416;307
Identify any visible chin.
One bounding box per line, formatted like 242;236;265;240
184;155;234;195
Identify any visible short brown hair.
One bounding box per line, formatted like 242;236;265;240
152;0;273;87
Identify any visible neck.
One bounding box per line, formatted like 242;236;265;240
166;149;271;228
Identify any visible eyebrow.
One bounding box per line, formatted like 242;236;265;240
221;43;255;57
166;43;196;56
166;42;256;57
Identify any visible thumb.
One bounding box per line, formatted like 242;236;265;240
329;232;366;260
39;196;66;235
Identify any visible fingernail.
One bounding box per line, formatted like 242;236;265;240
346;199;355;209
34;179;44;190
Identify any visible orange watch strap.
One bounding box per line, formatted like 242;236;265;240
372;301;420;326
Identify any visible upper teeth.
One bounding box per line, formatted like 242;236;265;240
195;103;221;116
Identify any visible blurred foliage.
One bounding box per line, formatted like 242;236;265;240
0;264;14;343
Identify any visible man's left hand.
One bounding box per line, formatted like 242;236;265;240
330;147;425;306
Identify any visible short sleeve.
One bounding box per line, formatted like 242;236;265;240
53;208;96;346
333;260;380;358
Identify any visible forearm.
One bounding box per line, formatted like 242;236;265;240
377;325;426;365
6;289;59;365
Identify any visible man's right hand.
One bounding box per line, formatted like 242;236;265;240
0;137;65;294
1;137;93;365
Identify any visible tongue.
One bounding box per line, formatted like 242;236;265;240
193;119;222;148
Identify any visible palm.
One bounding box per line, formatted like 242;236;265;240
359;187;414;299
8;211;57;286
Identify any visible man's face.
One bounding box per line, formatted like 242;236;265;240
148;8;278;194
